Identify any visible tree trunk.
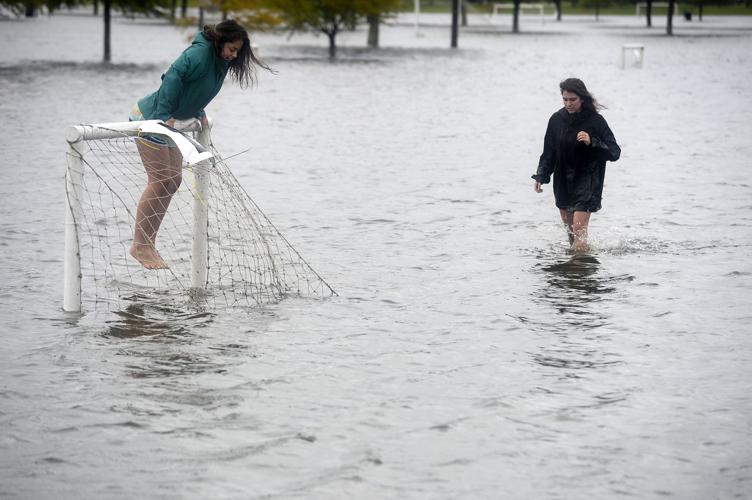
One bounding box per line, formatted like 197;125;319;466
595;0;600;21
103;0;111;62
24;4;36;17
699;3;703;21
450;0;459;48
327;31;337;58
554;0;561;21
181;0;187;18
667;0;674;35
646;0;652;27
170;0;177;22
461;0;467;26
367;14;379;47
513;0;520;33
93;0;98;16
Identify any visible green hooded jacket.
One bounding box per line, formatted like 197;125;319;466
138;32;230;121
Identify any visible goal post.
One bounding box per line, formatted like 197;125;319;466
63;118;335;313
64;119;210;313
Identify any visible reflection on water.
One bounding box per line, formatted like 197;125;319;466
542;254;612;295
104;301;214;339
533;253;629;373
102;300;222;379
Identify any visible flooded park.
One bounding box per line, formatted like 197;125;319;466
1;6;751;499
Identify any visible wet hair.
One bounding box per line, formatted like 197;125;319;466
559;78;604;113
203;19;272;89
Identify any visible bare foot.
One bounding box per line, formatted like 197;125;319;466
572;241;590;255
130;243;168;269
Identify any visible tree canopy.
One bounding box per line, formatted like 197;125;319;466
264;0;402;57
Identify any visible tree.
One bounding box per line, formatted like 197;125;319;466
645;0;654;28
360;0;401;48
581;0;612;21
210;0;283;30
102;0;164;62
0;0;76;16
265;0;398;57
666;0;675;34
451;0;458;46
265;0;357;58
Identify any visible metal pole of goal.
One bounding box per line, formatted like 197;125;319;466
191;118;212;290
63;138;85;313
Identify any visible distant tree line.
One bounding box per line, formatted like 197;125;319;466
1;0;747;60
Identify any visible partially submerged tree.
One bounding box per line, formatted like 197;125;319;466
644;0;654;27
581;0;612;21
362;0;401;48
0;0;77;17
265;0;400;57
666;0;675;34
101;0;163;62
265;0;359;57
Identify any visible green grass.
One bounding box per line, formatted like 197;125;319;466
400;0;752;16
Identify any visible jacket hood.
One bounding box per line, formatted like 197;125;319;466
193;31;230;72
192;31;210;47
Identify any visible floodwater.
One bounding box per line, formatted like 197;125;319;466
1;10;752;499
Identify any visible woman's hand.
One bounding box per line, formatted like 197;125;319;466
166;118;176;129
200;115;209;131
576;131;591;145
534;181;543;193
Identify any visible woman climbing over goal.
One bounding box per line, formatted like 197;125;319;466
129;19;271;269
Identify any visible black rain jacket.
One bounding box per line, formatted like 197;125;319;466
532;108;621;212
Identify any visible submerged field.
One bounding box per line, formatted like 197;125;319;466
1;11;751;500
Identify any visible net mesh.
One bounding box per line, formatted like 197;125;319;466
65;125;335;310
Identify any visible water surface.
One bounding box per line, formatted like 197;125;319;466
1;11;751;499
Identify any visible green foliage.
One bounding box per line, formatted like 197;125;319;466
263;0;358;35
263;0;401;35
260;0;401;56
0;0;77;15
111;0;166;16
579;0;612;9
0;0;169;16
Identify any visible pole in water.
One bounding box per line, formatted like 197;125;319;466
451;0;459;48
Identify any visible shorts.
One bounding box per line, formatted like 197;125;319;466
129;103;175;148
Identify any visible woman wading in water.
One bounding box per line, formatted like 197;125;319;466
532;78;621;253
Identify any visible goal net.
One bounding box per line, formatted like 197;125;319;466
64;119;336;312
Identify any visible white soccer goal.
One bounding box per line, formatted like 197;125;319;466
490;3;552;25
64;118;335;312
635;2;680;16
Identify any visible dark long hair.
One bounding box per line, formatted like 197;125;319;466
203;19;272;89
559;78;604;113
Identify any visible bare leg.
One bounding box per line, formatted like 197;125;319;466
559;209;574;246
572;211;591;254
130;138;183;269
